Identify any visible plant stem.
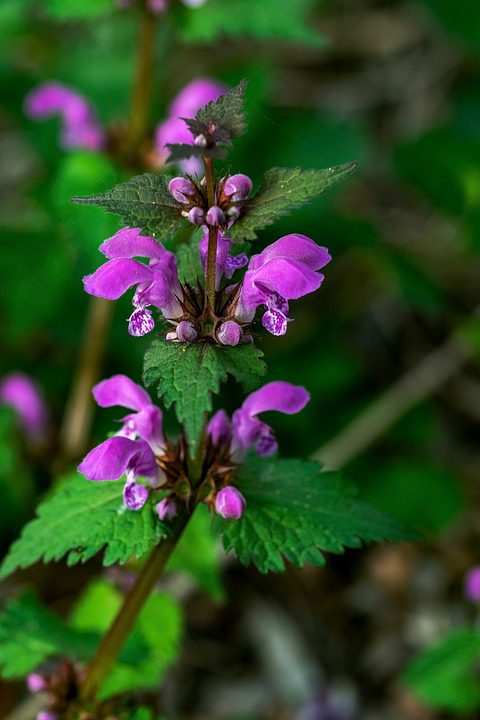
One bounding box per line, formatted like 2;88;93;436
126;1;157;151
80;511;190;703
204;157;218;309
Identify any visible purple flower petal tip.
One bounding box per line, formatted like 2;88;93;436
128;307;155;336
217;321;243;346
156;498;178;520
123;480;149;510
256;434;278;456
215;486;246;520
27;673;46;694
465;567;480;602
176;320;198;343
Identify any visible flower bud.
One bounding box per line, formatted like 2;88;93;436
168;176;196;203
227;206;241;221
217;321;243;347
27;673;46;694
194;133;207;147
223;173;252;201
215;486;246;520
465;567;480;602
156;497;178;521
186;206;205;225
176;320;198;343
206;206;225;226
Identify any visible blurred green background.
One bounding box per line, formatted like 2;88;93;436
1;0;480;718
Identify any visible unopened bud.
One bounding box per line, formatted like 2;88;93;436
27;673;46;694
223;173;253;201
176;320;198;343
194;133;207;147
227;206;241;221
156;497;178;521
217;321;242;347
206;205;225;226
187;206;205;225
215;486;246;520
168;176;196;203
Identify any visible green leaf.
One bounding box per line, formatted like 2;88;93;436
0;474;167;580
72;173;184;242
71;580;182;700
404;628;480;712
182;80;248;151
229;164;357;241
217;456;418;573
167;505;225;602
0;593;97;678
177;0;326;47
143;341;267;454
166;143;226;163
176;235;203;285
43;0;113;19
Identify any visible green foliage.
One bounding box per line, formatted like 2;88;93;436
418;0;480;50
187;80;248;144
0;592;97;677
177;0;325;47
43;0;113;20
72;173;184;242
404;628;480;713
143;341;267;454
217;456;418;573
0;408;35;537
71;580;182;699
167;505;225;602
176;235;203;284
0;474;167;580
229;164;357;241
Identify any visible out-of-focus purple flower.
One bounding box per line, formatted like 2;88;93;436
208;381;309;460
37;712;58;720
465;567;480;602
27;673;46;694
83;227;182;337
199;229;248;288
78;375;166;510
215;486;245;520
118;0;206;12
156;497;178;520
24;82;105;151
235;234;331;336
154;78;227;173
0;373;49;442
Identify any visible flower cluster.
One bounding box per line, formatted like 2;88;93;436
0;373;49;442
78;374;309;520
84;227;330;340
169;172;253;227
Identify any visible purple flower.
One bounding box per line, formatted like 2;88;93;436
83;227;183;336
154;78;227;173
215;487;245;520
27;673;47;694
208;381;310;459
235;234;331;336
156;497;178;520
223;174;253;201
78;375;166;510
0;373;49;442
37;713;58;720
465;567;480;602
24;82;105;151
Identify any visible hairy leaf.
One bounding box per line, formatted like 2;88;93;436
72;173;183;241
229;164;357;241
178;0;325;47
0;475;167;579
217;456;418;573
0;593;98;678
184;80;248;149
404;628;480;712
143;341;266;454
176;236;203;285
166;143;227;163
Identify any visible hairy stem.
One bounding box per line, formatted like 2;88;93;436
126;1;157;151
80;511;189;702
204;156;218;309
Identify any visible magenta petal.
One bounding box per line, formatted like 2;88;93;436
123;480;149;510
465;567;480;602
93;374;151;411
128;307;155;336
0;373;49;441
100;227;167;260
121;405;164;453
248;234;331;272
262;309;288;336
208;410;232;446
199;229;232;283
78;437;145;481
215;487;245;520
155;115;192;154
250;258;325;301
83;259;154;300
168;78;227;119
241;381;310;417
